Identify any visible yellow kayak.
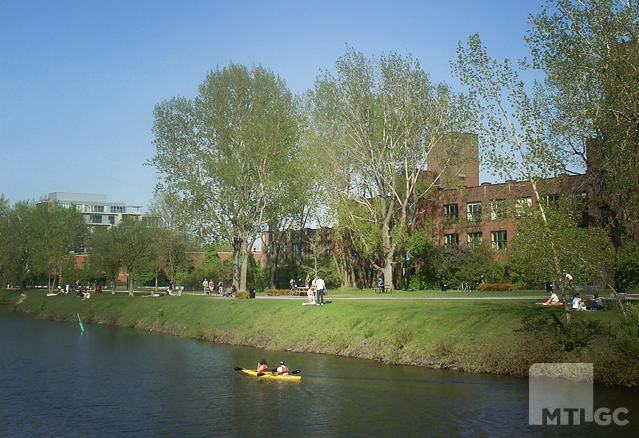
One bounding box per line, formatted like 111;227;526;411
241;369;301;381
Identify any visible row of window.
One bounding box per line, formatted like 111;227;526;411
73;204;127;214
443;198;533;222
444;231;507;251
443;192;589;223
85;215;117;225
83;213;141;225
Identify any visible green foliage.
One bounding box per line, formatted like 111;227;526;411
527;0;639;224
89;217;157;294
507;207;615;289
150;62;306;291
0;200;85;290
618;303;639;338
313;46;469;288
411;240;493;290
617;241;639;290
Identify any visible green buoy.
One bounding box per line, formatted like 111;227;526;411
77;313;85;332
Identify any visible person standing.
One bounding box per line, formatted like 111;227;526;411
290;278;296;295
202;279;209;295
315;275;326;305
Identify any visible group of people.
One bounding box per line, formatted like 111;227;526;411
202;279;225;296
302;275;326;305
537;288;604;311
256;359;289;376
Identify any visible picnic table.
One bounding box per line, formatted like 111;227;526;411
291;286;310;296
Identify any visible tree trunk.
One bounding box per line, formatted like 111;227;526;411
240;240;250;292
232;237;241;291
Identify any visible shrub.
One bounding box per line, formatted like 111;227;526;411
235;292;249;299
478;283;518;292
265;289;289;296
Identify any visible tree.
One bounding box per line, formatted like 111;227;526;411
0;200;84;290
149;63;304;292
33;201;86;290
88;226;125;293
507;204;615;290
452;34;607;324
526;1;639;238
311;47;469;290
89;217;155;296
147;191;192;291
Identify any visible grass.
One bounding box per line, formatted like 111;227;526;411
2;287;637;385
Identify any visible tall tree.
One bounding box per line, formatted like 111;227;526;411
147;191;191;290
150;63;303;292
453;34;618;324
526;0;639;240
32;201;86;290
311;47;469;290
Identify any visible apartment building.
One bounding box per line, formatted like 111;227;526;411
47;192;144;232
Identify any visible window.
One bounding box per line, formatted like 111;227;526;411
444;233;459;248
571;191;588;213
491;231;507;251
110;206;125;213
108;216;115;225
443;204;458;218
571;191;589;222
91;214;102;224
466;202;482;222
90;205;105;213
292;242;301;260
514;197;532;219
544;194;559;206
467;232;483;248
490;199;506;220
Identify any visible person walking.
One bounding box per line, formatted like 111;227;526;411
315;275;326;305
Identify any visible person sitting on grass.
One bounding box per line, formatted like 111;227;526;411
537;290;560;305
257;359;268;373
572;293;585;310
590;292;604;311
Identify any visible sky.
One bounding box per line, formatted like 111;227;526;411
1;0;550;211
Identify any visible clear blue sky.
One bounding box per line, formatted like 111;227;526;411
1;0;548;210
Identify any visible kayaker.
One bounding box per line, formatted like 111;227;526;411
257;359;268;373
276;360;289;376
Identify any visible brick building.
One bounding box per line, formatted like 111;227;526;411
420;134;595;257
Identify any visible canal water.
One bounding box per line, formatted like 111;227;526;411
1;308;638;437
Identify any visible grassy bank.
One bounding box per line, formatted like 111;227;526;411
2;288;638;386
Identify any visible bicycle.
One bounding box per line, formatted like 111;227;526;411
457;282;470;292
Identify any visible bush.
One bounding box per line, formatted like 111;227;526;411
478;283;518;292
265;289;289;296
235;292;249;299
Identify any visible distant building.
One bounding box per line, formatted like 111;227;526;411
47;192;145;233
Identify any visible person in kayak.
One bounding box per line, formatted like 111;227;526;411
276;360;289;376
257;359;268;373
